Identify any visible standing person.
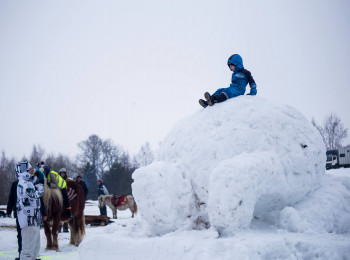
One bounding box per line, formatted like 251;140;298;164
59;168;69;233
16;161;47;260
6;179;21;259
76;175;88;201
97;180;109;216
199;54;257;108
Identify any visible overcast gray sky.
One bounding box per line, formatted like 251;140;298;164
1;0;350;159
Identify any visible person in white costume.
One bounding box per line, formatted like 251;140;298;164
15;161;47;260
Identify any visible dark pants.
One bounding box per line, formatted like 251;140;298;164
100;205;107;216
61;188;71;209
16;218;22;254
59;222;69;232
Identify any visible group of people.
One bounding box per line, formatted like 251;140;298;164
6;160;89;260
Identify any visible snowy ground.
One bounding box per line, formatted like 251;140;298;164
0;169;349;260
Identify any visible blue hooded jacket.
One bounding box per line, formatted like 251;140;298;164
213;54;257;98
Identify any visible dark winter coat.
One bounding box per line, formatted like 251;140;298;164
97;184;109;197
77;180;89;200
213;54;257;98
7;180;19;218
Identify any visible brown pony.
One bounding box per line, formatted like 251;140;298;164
98;195;138;219
43;179;85;251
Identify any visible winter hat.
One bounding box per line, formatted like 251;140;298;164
59;168;67;173
227;54;244;70
35;161;45;170
15;161;31;174
43;165;51;175
15;161;32;179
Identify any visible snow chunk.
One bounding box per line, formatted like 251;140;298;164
132;96;325;235
132;161;193;235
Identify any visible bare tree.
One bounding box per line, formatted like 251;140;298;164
312;113;348;150
77;134;121;179
78;134;103;179
45;153;79;178
29;145;45;165
121;152;134;170
100;139;121;174
134;142;155;167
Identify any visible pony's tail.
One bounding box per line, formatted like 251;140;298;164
69;210;85;246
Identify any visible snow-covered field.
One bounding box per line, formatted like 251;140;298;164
1;169;350;260
1;97;350;259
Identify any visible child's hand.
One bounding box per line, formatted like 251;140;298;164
247;88;257;95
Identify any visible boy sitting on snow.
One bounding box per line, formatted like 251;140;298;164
199;54;257;108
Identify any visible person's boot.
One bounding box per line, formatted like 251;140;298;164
205;92;228;106
58;223;62;233
204;92;214;106
63;222;69;232
199;99;208;108
213;93;228;103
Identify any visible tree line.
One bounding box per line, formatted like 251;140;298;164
0;135;155;204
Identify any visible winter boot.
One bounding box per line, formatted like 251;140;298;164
58;223;62;233
63;222;69;232
204;92;214;106
205;92;228;106
213;93;228;103
199;99;208;108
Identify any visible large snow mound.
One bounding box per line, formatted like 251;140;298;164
132;96;326;235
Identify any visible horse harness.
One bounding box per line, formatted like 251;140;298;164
111;195;128;207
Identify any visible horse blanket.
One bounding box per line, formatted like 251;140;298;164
111;195;128;207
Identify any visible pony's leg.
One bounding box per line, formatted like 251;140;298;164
43;221;53;250
113;208;117;219
130;207;134;218
129;202;135;218
51;219;61;251
69;217;77;246
76;209;85;245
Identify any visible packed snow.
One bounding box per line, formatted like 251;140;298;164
133;96;326;235
1;97;350;259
